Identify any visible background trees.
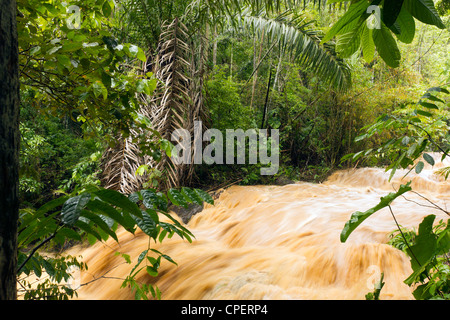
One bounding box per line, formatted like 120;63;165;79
101;0;353;192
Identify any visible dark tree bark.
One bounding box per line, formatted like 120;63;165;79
0;0;20;300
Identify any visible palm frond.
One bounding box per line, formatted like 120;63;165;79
140;18;210;190
100;136;147;194
238;9;352;91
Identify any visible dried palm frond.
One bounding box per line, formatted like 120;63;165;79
100;135;147;194
101;18;210;193
184;29;211;183
142;18;204;190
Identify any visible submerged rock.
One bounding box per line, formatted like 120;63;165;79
170;203;204;224
274;175;295;186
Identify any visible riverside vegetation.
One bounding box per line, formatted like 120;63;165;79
1;0;449;300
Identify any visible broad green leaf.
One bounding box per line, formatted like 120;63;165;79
167;189;189;208
160;139;173;157
372;22;401;68
404;0;446;29
29;46;41;55
155;286;161;300
102;0;112;17
135;165;149;176
132;112;151;127
415;161;424;174
76;220;103;242
92;81;108;100
147;256;160;269
141;189;167;211
47;45;62;55
58;227;82;241
124;44;139;58
341;182;412;242
428;86;450;94
129;191;141;203
61;193;91;226
86;198;135;231
395;7;416;43
158;229;168;243
336;19;364;58
82;42;99;48
159;212;195;241
389;151;406;180
421;93;445;104
419;101;439;110
416;110;432;117
80;209;118;242
42;3;58;15
137;47;146;62
57;54;72;69
423;153;435;166
93;189;143;219
437;227;450;253
404;215;437;285
30;256;42;278
194;189;214;205
101;71;112;89
150;249;178;266
400;156;413;169
18;212;59;247
412;283;432;300
80;58;90;70
41;259;55;278
146;209;159;224
35;195;69;217
136;79;151;94
322;0;370;43
135;211;158;239
181;187;204;206
146;266;158;277
361;24;375;63
61;41;83;52
130;250;148;277
382;0;405;27
387;20;401;35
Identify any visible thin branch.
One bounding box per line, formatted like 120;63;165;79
388;205;423;271
17;230;58;274
408;190;450;216
79;261;129;288
240;40;277;94
409;122;450;160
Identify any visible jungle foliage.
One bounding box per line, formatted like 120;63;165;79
9;0;450;300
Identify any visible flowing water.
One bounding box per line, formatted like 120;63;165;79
73;157;450;300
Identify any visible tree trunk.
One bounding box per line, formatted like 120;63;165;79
212;25;217;69
273;49;283;91
0;0;20;301
250;32;265;109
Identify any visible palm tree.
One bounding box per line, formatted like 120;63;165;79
101;0;352;192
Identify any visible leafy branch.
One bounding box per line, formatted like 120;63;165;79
340;86;450;299
17;185;214;300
